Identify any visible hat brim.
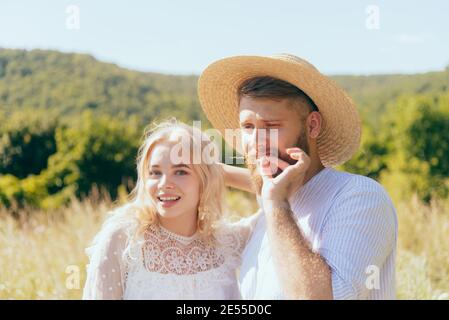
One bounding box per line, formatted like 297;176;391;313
198;55;361;167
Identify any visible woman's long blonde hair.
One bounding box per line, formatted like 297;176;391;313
93;119;225;259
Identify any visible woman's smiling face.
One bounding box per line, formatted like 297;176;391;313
146;141;201;222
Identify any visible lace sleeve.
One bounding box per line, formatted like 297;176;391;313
82;226;128;300
226;210;261;252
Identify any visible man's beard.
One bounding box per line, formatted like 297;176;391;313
245;129;309;195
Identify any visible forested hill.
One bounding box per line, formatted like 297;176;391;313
1;48;448;127
334;68;449;125
0;48;203;126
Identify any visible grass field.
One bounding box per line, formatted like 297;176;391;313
0;190;448;300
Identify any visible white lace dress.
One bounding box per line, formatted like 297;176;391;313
82;213;259;300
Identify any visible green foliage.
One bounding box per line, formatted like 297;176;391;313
0;110;58;178
379;94;449;203
0;111;141;209
0;174;24;207
1;48;448;208
56;111;141;199
333;68;449;128
340;120;390;180
0;48;205;127
342;93;449;204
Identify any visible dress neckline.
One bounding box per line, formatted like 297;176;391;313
157;224;199;244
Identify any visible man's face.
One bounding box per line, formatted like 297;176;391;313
239;96;309;193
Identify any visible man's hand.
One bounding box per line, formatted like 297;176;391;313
258;147;311;202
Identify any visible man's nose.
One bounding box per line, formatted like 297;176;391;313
251;127;267;143
253;128;270;157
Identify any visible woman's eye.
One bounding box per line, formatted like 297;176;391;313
149;171;161;176
175;170;188;176
243;123;254;130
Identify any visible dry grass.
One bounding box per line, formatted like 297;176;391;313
395;195;449;299
0;190;447;299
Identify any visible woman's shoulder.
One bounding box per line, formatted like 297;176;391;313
86;206;140;257
223;210;261;233
214;211;261;252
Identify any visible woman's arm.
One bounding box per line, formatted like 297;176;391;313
83;228;126;300
219;163;254;193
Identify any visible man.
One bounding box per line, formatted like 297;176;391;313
198;54;397;300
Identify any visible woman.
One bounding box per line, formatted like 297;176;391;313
82;119;257;299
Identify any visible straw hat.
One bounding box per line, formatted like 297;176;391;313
197;54;362;167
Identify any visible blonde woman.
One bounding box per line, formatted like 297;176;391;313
82;120;257;299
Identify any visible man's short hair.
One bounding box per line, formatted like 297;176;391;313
238;76;319;114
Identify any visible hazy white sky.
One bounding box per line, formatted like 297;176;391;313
1;0;448;75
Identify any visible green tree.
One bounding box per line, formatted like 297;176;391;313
340;119;390;180
380;94;449;203
0;111;143;209
0;110;58;178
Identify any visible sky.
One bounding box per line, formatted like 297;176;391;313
0;0;448;76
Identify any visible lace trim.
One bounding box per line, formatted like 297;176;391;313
158;224;199;244
121;222;249;298
141;224;225;275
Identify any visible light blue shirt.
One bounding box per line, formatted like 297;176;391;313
239;167;398;299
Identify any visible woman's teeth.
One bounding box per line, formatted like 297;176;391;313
158;196;181;202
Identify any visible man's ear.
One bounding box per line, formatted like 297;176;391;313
307;112;322;139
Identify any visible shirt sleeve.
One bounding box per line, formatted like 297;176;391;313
319;178;397;300
82;226;128;300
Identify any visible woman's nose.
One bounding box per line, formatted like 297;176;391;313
159;174;174;189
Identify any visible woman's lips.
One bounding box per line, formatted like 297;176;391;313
157;195;181;208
